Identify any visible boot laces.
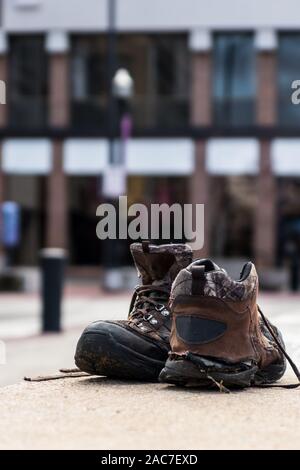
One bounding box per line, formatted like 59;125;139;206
186;306;300;392
257;305;300;389
129;285;170;328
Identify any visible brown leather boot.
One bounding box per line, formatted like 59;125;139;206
75;242;193;381
159;259;300;390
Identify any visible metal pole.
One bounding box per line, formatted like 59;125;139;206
107;0;117;165
101;0;120;289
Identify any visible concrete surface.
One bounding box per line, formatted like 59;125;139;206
0;292;130;386
0;293;300;449
0;287;130;340
0;374;299;450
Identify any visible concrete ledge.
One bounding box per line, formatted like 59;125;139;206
0;375;299;450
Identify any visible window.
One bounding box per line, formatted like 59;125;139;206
118;34;189;129
70;33;189;131
278;34;300;126
210;175;256;258
71;35;108;130
213;34;255;126
9;36;48;128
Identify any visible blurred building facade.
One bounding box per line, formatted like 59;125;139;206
0;0;300;273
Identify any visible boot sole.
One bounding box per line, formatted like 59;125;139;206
159;355;285;389
75;330;166;381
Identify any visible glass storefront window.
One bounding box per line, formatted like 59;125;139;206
210;175;257;258
9;36;48;128
278;34;300;127
277;178;300;264
213;33;255;127
68;176;103;265
4;175;46;265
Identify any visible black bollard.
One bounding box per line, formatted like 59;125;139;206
40;248;66;332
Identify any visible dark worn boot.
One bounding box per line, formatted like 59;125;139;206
159;259;300;390
75;242;193;381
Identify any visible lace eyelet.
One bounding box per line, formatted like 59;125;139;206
156;304;166;311
143;313;152;321
161;309;169;317
155;304;169;316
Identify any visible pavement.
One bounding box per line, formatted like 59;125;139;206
0;286;130;386
0;290;300;449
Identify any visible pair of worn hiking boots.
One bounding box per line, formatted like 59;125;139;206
75;242;300;390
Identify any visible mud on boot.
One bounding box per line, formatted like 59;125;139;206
159;259;300;391
75;242;193;381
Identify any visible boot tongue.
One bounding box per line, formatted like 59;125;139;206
132;251;177;287
130;243;193;288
